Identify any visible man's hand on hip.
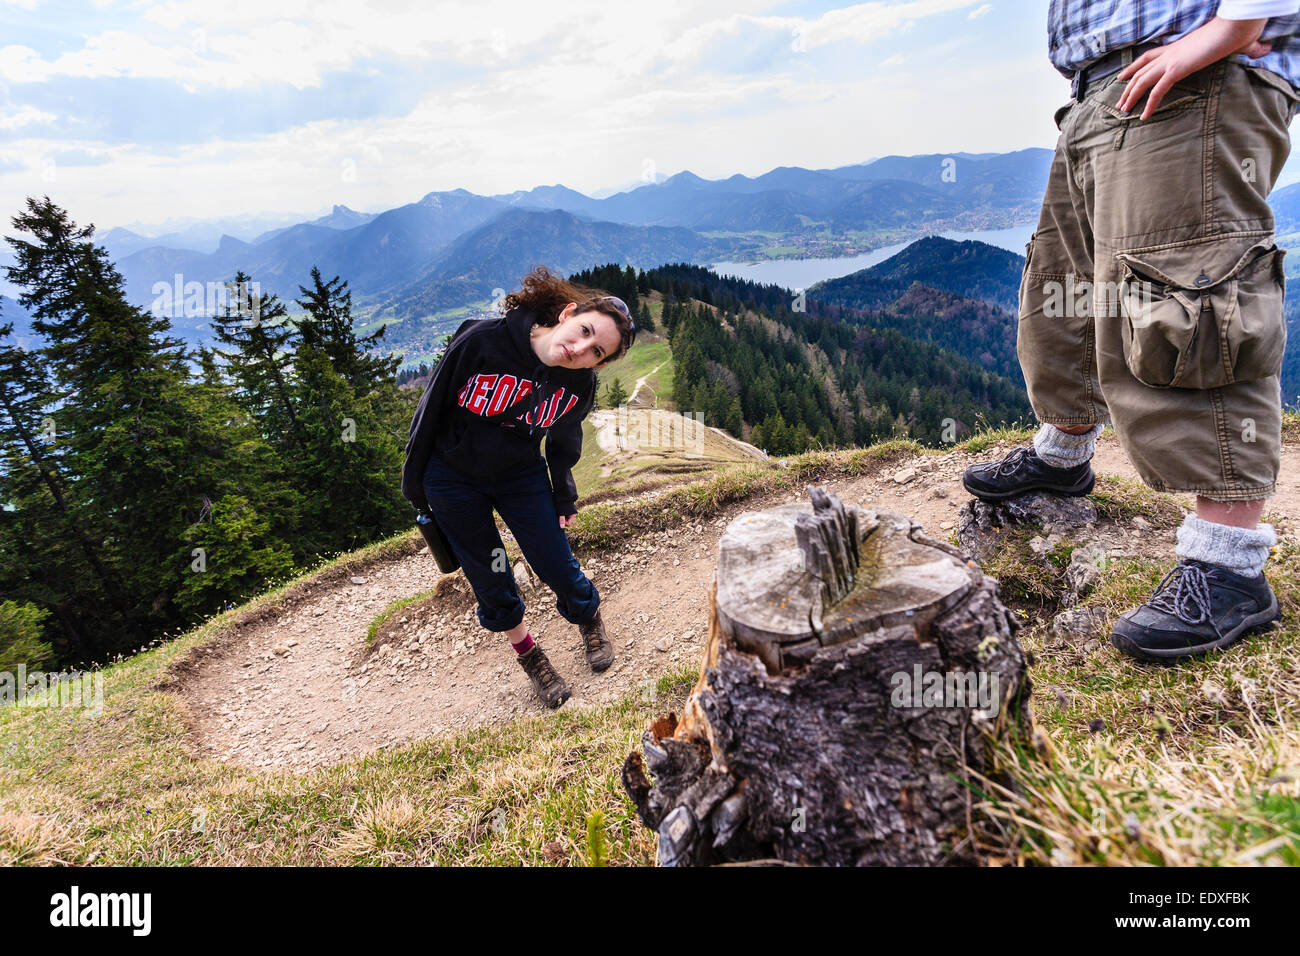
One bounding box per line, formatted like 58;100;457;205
1117;17;1272;119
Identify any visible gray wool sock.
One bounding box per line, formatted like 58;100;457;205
1032;423;1103;469
1175;514;1276;577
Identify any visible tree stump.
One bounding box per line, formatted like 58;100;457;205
622;486;1033;866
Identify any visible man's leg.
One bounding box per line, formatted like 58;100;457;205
1078;60;1291;659
962;97;1112;501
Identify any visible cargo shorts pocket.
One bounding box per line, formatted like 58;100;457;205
1114;236;1286;389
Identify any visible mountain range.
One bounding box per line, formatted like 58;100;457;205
3;149;1054;348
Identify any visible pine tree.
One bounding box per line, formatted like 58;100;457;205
3;196;233;660
725;396;743;436
210;270;305;453
604;378;628;409
295;266;398;395
0;317;113;658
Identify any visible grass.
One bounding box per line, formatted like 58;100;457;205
599;336;671;408
966;540;1300;865
0;438;926;866
0;616;699;864
951;423;1036;454
1089;474;1189;526
365;589;438;649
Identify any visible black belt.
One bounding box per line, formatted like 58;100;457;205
1071;42;1162;101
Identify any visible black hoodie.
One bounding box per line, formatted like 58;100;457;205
400;306;597;518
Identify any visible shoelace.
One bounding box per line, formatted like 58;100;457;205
580;618;602;652
1146;562;1225;638
528;650;562;687
992;446;1033;477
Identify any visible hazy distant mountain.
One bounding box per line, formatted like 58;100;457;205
489;184;606;218
251;204;378;244
0;294;38;350
115;189;509;307
1273;181;1300;235
98;227;161;261
107;213;312;255
377;207;738;320
94;151;1055;322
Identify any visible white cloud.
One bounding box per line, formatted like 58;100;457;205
0;104;56;129
0;0;776;90
0;1;1068;226
969;4;992;19
662;0;982;65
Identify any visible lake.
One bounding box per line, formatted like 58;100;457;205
710;224;1037;291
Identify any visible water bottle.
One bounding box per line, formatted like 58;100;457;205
416;511;460;574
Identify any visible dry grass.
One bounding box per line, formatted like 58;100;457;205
965;540;1300;866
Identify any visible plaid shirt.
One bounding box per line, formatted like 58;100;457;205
1048;1;1300;91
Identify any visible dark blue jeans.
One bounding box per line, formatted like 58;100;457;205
422;453;600;632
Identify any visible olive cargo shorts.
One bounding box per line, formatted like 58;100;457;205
1019;59;1300;501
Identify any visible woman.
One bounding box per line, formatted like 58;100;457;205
400;266;637;708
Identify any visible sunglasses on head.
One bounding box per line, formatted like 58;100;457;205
598;296;637;351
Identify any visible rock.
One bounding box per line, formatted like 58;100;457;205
513;561;535;595
893;467;917;484
932;487;948;499
1051;606;1110;642
1065;548;1105;597
1132;516;1150;530
350;576;367;585
956;492;1098;563
655;637;673;653
272;645;289;656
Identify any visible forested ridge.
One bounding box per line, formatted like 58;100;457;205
612;262;1030;453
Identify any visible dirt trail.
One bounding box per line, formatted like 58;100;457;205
166;437;1300;773
627;360;666;406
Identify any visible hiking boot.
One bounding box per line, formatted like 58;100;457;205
516;645;571;708
961;445;1094;501
1110;559;1280;663
578;609;614;672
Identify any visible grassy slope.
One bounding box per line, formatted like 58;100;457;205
3;424;1300;865
569;324;751;502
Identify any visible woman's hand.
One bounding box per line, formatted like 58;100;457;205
558;512;577;529
1117;17;1272;120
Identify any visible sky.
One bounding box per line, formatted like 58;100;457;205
0;0;1292;235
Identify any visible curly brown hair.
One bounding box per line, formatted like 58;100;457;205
501;265;636;366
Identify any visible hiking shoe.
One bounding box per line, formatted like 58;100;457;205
961;445;1094;501
1110;559;1280;663
578;609;614;672
516;645;571;708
